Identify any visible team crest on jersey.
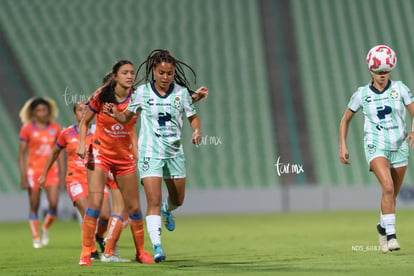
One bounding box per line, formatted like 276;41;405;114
390;89;399;99
49;129;56;135
174;97;181;109
142;158;150;171
367;144;376;154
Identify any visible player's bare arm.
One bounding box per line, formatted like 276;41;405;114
339;108;354;165
18;141;29;189
188;114;201;145
76;108;94;159
38;145;63;188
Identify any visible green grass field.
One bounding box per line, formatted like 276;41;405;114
1;210;414;275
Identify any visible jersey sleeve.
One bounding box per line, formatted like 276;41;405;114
54;123;61;139
399;81;414;106
19;124;30;142
183;88;196;118
347;89;362;113
127;88;142;113
88;91;102;113
56;129;67;149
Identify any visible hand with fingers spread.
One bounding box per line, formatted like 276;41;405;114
191;86;208;103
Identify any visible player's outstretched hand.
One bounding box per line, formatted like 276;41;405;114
103;103;116;118
192;86;208;103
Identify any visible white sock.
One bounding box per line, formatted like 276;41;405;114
382;213;396;236
379;212;385;229
146;215;162;245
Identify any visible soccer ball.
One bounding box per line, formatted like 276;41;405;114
366;45;397;73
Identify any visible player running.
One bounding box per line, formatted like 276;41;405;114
340;45;414;253
77;60;154;266
104;49;207;262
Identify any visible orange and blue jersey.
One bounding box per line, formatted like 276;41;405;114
56;124;113;202
56;124;93;180
88;89;138;159
19;121;61;173
87;89;138;176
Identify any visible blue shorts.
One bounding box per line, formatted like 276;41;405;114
138;155;186;179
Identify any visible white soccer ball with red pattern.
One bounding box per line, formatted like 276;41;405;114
366;45;397;73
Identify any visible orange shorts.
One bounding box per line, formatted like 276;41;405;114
107;171;118;190
87;145;137;177
66;175;110;204
27;167;58;190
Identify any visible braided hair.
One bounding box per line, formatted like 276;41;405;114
98;60;134;103
135;49;196;95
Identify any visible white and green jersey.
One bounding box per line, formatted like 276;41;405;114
348;80;414;150
128;81;196;158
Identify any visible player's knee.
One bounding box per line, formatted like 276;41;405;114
128;206;141;215
382;183;394;196
147;197;162;208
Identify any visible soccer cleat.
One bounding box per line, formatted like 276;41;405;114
91;250;100;260
136;251;156;264
161;200;175;231
376;224;388;253
33;238;43;249
388;238;400;251
113;243;120;257
101;254;131;263
41;228;49;246
79;253;92;266
153;244;166;263
95;234;106;252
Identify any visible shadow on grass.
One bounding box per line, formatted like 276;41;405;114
165;258;347;274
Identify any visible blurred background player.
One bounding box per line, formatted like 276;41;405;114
339;45;414;253
104;49;207;262
76;60;154;266
18;97;65;248
38;101;111;259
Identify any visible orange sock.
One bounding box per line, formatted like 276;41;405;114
96;219;108;239
42;210;57;230
129;213;145;254
28;214;40;239
81;209;100;255
103;215;124;256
